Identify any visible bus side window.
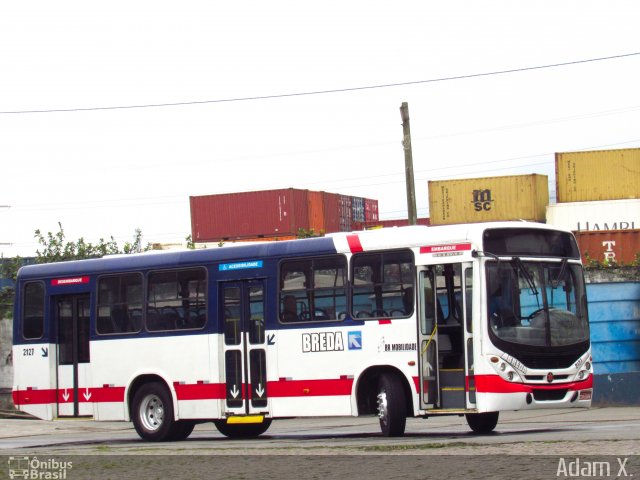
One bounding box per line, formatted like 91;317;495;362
279;255;347;322
97;274;143;334
351;250;414;319
23;282;45;339
146;268;207;331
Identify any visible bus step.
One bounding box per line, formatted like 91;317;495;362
440;387;466;409
439;368;465;388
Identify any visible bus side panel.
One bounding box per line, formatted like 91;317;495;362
91;334;215;421
272;320;420;418
272;327;354;418
12;343;56;420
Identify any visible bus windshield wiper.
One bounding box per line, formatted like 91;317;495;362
511;256;538;296
551;258;568;289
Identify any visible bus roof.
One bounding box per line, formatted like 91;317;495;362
16;221;564;280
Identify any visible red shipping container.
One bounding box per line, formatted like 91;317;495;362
575;229;640;265
190;188;310;242
322;192;341;233
364;198;380;222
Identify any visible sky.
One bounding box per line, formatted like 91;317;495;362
1;1;639;257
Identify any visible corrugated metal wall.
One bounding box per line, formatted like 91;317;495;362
587;281;640;374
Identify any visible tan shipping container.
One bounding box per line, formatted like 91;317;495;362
555;148;640;203
428;174;548;225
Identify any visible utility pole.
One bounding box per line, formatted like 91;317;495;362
400;102;417;225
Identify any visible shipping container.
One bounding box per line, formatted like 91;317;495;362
190;188;310;242
364;198;379;222
307;190;326;234
339;195;352;232
322;192;341;233
352;217;431;230
428;174;548;225
555;148;640;203
190;189;378;242
546;199;640;232
575;229;640;265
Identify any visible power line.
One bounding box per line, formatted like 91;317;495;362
1;52;639;115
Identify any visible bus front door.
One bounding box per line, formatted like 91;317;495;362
220;280;269;417
55;294;92;417
418;263;474;411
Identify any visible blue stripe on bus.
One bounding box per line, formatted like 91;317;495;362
16;236;338;280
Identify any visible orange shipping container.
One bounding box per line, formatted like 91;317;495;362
428;174;548;225
307;191;326;234
555;148;640;203
575;229;640;265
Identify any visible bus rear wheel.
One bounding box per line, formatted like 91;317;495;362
465;412;499;434
377;373;407;437
214;419;272;438
132;382;176;441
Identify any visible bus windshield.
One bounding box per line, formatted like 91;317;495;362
486;260;589;348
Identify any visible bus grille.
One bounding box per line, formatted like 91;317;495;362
532;389;568;401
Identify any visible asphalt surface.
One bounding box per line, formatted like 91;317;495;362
0;407;638;479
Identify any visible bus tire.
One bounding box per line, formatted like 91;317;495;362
465;412;499;434
213;419;272;438
132;382;176;442
377;373;407;437
168;420;196;441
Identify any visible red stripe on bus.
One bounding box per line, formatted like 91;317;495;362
13;388;57;405
91;386;126;402
475;374;593;394
268;378;354;397
174;383;226;400
346;235;363;253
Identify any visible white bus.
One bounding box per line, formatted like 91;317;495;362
12;222;592;440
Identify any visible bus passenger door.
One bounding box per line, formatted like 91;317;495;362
418;263;474;411
220;280;269;416
417;268;438;409
56;294;92;417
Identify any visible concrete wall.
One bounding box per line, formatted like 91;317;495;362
0;317;13;410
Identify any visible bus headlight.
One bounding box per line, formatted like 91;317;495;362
491;359;523;383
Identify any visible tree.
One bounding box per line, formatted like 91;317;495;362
34;223;151;263
296;228;324;238
0;255;21;318
0;223;151;318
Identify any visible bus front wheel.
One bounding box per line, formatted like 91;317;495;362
465;412;499;434
132;382;177;441
377;373;407;437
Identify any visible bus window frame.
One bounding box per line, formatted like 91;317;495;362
145;266;209;333
21;280;46;341
350;248;415;320
95;272;145;336
278;254;349;324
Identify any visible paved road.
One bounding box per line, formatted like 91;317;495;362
0;408;638;479
1;407;639;454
